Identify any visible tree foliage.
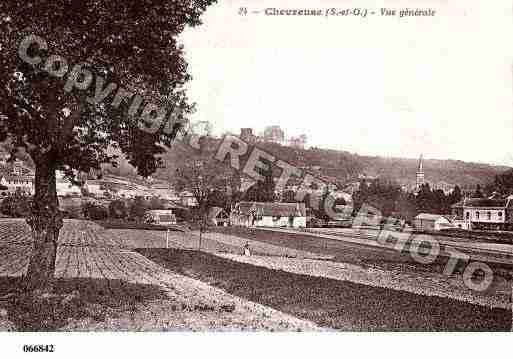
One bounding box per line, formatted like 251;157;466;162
129;196;148;220
207;189;228;210
173;145;237;213
82;201;108;220
472;184;484;198
0;192;32;217
108;199;128;219
243;158;276;203
0;0;216;293
352;179;464;220
0;1;216;178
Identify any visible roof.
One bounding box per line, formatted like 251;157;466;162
86;180;103;187
146;209;175;214
0;175;34;182
235;202;307;217
0;164;34;177
452;198;509;208
208;206;229;220
164;201;188;210
150;183;173;190
415;213;450;221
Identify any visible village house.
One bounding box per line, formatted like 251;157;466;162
451;196;513;231
83;179;106;197
179;191;198;207
207;206;230;226
0;159;35;195
149;181;180;201
56;171;82;197
262;125;285;145
230;201;307;228
240;128;257;144
413;213;455;231
432;180;455;195
144;209;177;225
0;174;34;195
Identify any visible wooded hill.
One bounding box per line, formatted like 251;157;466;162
89;137;511;189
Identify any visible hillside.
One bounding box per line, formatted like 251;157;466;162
146;138;509;190
34;136;507;191
357;156;510;189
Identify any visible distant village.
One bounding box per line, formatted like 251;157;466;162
1;125;513;233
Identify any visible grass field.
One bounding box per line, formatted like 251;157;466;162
137;248;512;331
208;227;513;282
0;219;318;331
1;219;510;331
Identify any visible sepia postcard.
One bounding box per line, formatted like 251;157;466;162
0;0;512;357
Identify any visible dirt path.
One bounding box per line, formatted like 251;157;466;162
0;219;319;331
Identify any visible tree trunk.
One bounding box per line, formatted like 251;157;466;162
23;159;63;294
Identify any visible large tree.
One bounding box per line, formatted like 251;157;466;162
472;184;484;199
173;147;237;215
243;158;276;203
0;0;215;294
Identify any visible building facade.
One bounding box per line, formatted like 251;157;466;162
0;174;34;195
145;209;177;225
413;213;454;231
288;134;307;149
263;125;285;145
0;159;35;195
56;171;82;197
240;128;257;144
451;197;513;231
231;202;307;228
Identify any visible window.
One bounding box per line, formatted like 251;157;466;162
487;212;491;220
476;211;480;219
498;212;503;217
465;212;470;219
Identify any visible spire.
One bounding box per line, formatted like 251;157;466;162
415;154;425;192
417;154;424;173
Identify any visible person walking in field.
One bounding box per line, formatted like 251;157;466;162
243;242;251;256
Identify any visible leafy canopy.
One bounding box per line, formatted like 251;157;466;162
0;0;216;178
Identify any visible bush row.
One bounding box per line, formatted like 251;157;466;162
0;195;171;221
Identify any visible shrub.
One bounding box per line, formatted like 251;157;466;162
173;208;192;222
149;197;165;210
108;200;128;219
59;197;83;219
61;205;83;219
129;196;148;221
83;202;109;220
0;194;32;218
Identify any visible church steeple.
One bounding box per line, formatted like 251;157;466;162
416;154;425;191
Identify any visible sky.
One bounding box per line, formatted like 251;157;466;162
180;0;513;165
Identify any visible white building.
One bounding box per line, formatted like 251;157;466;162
56;171;82;197
145;209;176;225
179;191;198;207
413;213;455;231
262;125;285;145
83;180;105;197
149;182;179;201
0;158;35;195
451;196;513;231
207;207;230;226
0;174;34;195
231;202;307;228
